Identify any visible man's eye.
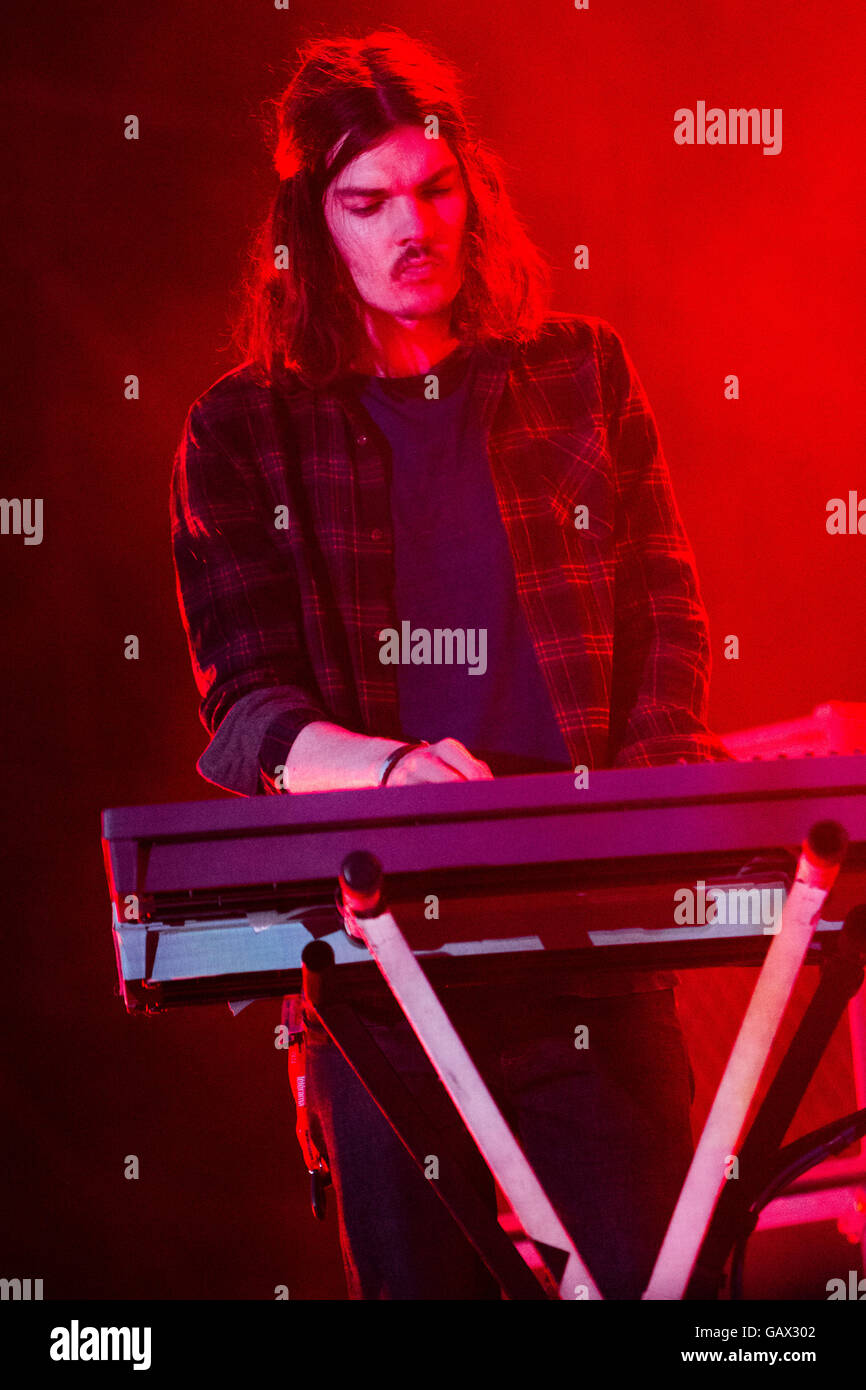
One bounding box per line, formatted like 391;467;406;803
350;185;454;217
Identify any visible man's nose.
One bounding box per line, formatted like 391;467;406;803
393;195;435;241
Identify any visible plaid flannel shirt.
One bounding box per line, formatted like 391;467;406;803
170;313;731;796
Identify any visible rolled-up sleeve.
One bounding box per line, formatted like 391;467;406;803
598;323;732;767
170;401;329;796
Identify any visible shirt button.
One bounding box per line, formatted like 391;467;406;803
356;433;368;446
370;528;383;541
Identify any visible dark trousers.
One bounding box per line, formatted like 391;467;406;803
303;984;695;1300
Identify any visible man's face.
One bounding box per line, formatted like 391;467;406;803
322;124;468;325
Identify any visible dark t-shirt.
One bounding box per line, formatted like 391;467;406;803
356;343;572;776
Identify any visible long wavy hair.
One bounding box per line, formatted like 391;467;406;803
231;27;551;389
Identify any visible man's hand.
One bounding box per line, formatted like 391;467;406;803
384;737;493;786
279;721;493;792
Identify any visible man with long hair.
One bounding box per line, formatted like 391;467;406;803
171;28;730;1299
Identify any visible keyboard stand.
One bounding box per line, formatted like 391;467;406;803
318;827;846;1301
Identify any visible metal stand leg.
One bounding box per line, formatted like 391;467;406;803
301;940;550;1300
335;852;603;1301
643;821;848;1299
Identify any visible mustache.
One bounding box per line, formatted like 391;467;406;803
393;250;441;278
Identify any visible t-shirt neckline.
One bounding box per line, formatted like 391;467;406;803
355;343;473;399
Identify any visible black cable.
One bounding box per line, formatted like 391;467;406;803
728;1106;866;1298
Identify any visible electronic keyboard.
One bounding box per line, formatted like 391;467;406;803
100;755;866;1012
